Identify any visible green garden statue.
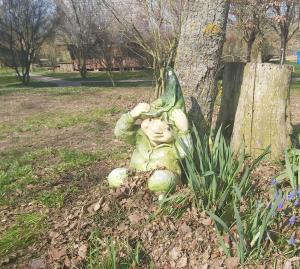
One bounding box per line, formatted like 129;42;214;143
107;68;192;195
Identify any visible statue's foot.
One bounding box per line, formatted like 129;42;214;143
148;170;180;194
107;167;128;187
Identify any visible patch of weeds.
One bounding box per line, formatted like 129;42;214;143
0;148;54;205
86;231;153;269
0;212;47;257
38;189;65;208
55;148;104;173
0;162;38;205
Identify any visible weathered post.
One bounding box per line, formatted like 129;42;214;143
231;63;293;159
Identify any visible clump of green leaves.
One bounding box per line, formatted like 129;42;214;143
161;126;272;264
0;213;47;257
181;126;269;214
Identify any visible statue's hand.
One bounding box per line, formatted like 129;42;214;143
130;103;150;119
170;109;189;132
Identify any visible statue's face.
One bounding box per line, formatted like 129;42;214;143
141;118;174;146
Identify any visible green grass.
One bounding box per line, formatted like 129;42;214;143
0;73;56;88
0;107;118;136
81;81;154;88
0;212;47;257
37;70;153;82
0;147;106;205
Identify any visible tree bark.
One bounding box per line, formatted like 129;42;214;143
231;63;292;160
216;62;245;139
175;0;230;134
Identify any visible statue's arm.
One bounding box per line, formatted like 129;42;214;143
114;112;138;145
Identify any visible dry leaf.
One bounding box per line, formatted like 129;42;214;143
179;223;192;234
29;258;45;269
169;247;180;260
50;247;66;261
177;256;188;268
128;213;142;225
78;244;88;259
93;198;104;212
224;257;239;269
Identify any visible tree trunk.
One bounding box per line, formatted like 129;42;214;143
231;63;292;160
216;62;245;139
175;0;230;133
280;34;287;64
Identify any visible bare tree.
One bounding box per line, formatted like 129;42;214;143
103;0;185;97
0;0;58;84
58;0;106;78
230;0;265;62
267;0;300;63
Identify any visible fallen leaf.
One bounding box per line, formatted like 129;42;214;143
78;244;88;259
169;247;181;260
29;258;45;269
179;223;192;234
93;198;104;212
64;256;71;268
102;203;110;213
224;257;239;269
50;247;66;261
178;256;188;268
128;213;142;225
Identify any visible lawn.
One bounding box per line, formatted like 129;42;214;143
0;69;55;89
36;69;154;82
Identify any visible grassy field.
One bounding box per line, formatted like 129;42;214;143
1;65;300;267
0;68;56;89
0;67;154;266
36;69;153;82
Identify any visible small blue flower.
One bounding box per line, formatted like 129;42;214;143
288;236;296;247
271;178;277;186
297;188;300;197
288;191;296;200
294;200;299;207
289;215;297;226
277;197;285;210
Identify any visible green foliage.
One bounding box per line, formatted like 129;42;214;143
86;232;152;269
181;126;269;214
276;148;300;190
0;213;47;257
161;126;271;264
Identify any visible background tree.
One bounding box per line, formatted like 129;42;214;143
176;0;230;132
0;0;58;84
58;0;106;79
267;0;300;63
104;0;185;97
230;0;265;62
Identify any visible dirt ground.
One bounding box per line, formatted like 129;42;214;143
0;87;300;268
